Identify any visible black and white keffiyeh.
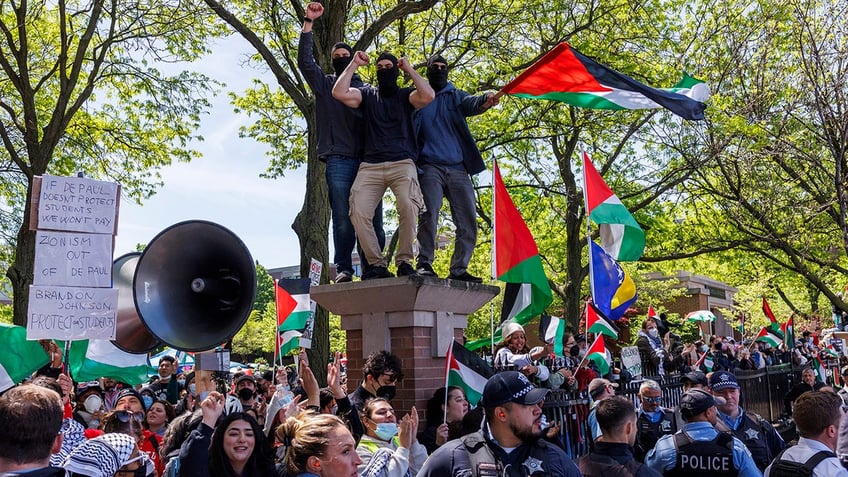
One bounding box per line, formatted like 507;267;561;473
62;432;137;477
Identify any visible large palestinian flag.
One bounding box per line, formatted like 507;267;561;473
501;43;709;120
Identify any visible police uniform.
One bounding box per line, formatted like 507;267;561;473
765;437;848;477
716;408;785;471
644;421;763;477
634;407;677;462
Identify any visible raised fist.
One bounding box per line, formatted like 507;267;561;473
352;51;369;67
305;2;323;19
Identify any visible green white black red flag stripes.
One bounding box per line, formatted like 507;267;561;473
466;161;552;351
446;341;494;406
539;315;566;356
67;339;153;385
275;279;311;355
755;325;784;348
501;43;709;120
582;151;645;261
585;334;610;376
0;323;50;392
586;301;619;339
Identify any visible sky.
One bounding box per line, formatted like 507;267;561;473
113;36;306;271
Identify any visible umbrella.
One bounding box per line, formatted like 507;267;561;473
686;310;717;322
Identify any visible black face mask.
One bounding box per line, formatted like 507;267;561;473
375;385;396;401
333;56;352;77
238;388;256;401
376;67;399;96
427;67;448;91
569;345;580;357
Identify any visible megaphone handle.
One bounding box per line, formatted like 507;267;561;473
63;340;72;380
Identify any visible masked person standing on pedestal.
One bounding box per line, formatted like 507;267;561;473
297;2;385;282
412;54;497;282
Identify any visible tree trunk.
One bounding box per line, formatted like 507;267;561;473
292;123;330;386
8;180;36;327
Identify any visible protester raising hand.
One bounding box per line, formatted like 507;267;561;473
200;391;225;428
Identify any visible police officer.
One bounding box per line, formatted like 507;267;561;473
417;371;582;477
673;371;708;429
644;388;761;477
711;371;785;470
634;379;677;462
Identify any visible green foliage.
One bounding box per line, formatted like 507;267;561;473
232;302;276;360
254;263;275;312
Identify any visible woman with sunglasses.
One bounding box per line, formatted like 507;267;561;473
179;391;275;477
356;398;427;477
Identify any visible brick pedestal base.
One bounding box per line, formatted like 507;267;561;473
310;275;498;421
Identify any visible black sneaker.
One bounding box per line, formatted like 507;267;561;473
416;262;437;277
448;271;484;283
397;261;418;277
362;266;393;280
334;270;353;283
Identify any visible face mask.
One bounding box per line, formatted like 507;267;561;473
701;345;708;353
373;422;398;441
178;379;185;387
648;328;659;338
375;385;396;401
189;383;196;396
578;348;587;358
142;395;154;410
238;388;255;401
84;395;103;414
569;345;580;357
427;67;448;91
333;56;352;77
376;67;399;96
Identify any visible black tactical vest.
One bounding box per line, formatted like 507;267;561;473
634;409;676;461
731;414;771;470
665;431;737;477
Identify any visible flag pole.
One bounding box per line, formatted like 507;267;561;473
443;341;453;424
490;159;498;352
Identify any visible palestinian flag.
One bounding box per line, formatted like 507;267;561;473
755;325;784;348
585;334;610;376
500;43;709;120
275;279;310;355
823;345;839;359
67;340;152;385
647;305;658;320
695;351;713;373
466;161;552;350
539;315;566;356
0;324;50;392
812;356;826;383
446;341;494;406
589;240;637;320
762;297;779;326
782;314;795;348
276;330;302;357
582;151;645;261
586;301;619;339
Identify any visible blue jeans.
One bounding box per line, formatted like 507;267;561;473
326;156;385;273
416;164;477;275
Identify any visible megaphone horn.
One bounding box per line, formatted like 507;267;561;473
115;220;257;352
112;252;160;353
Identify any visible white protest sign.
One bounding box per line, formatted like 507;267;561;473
620;346;643;377
36;175;118;234
299;258;323;349
27;285;119;340
33;231;113;287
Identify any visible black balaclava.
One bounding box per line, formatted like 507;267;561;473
332;42;354;77
376;52;399;96
427;54;448;92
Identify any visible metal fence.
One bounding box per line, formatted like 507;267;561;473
540;360;833;459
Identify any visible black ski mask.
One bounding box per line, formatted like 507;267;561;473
332;42;353;77
427;54;448;92
376;52;399;96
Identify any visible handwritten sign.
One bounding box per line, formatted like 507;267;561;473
27;285;118;340
36;175;119;234
299;258;323;349
620;346;643;377
34;231;113;287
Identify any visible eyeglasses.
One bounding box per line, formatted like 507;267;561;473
381;373;402;383
641;396;662;404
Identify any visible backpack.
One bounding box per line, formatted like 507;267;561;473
768;449;835;477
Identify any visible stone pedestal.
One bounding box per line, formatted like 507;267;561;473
310;275;498;418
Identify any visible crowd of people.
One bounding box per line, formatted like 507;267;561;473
4;341;848;477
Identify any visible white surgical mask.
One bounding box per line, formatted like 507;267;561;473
648;328;659;338
84;395;102;414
